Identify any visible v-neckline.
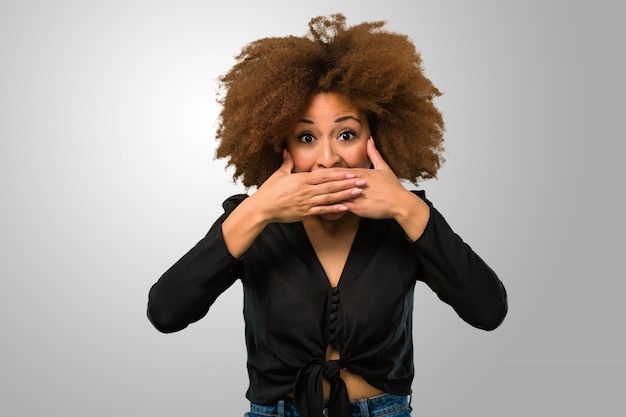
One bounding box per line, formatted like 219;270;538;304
305;217;360;288
279;217;374;289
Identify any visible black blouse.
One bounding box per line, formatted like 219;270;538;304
147;191;507;417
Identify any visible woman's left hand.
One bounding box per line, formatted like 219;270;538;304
344;138;431;240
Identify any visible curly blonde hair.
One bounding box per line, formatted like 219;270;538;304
215;13;445;187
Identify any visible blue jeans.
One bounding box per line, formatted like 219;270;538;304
245;393;411;417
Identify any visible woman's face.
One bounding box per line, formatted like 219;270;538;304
287;92;371;173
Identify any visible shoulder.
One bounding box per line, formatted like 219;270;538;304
222;193;249;212
409;189;429;204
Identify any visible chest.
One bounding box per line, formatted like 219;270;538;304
242;220;420;328
306;227;357;288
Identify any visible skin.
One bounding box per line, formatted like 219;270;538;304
221;92;431;399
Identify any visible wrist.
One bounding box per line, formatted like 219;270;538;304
240;192;273;228
393;191;430;241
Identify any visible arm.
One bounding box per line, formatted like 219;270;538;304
147;195;246;333
148;152;366;332
345;139;507;330
411;193;508;330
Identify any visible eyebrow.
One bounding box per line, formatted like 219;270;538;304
297;115;362;125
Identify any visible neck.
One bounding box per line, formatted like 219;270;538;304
304;212;361;236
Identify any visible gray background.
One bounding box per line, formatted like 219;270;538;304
1;1;624;416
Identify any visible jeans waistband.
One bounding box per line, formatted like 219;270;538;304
249;392;410;417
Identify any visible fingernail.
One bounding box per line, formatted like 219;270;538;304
345;173;356;179
351;188;362;196
338;205;349;211
355;179;366;187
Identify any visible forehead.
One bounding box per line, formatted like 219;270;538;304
300;92;363;119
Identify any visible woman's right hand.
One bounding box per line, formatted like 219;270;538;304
221;150;365;258
252;149;366;224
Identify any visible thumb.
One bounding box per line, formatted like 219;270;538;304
281;148;295;173
367;137;388;170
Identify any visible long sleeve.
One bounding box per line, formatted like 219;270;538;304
411;192;508;330
147;195;247;333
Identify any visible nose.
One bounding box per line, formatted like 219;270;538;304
315;139;341;169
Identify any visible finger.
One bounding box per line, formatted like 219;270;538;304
315;178;366;195
367;137;389;170
305;168;361;185
309;186;363;206
307;203;350;216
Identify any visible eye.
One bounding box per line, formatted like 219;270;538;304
339;130;356;141
297;133;315;143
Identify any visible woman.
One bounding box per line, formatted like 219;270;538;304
147;14;507;417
